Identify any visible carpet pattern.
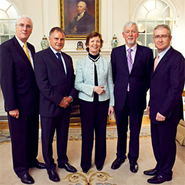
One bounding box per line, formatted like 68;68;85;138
0;124;151;144
63;170;115;185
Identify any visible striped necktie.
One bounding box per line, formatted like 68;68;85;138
127;48;133;73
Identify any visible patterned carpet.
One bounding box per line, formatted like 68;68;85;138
0;123;151;144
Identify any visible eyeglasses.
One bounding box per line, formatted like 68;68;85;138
154;35;170;40
17;23;32;29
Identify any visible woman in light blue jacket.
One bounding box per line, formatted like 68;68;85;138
75;31;114;173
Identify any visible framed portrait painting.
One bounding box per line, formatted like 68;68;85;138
59;0;100;40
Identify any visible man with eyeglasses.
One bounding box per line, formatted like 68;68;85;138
144;24;185;184
0;15;45;184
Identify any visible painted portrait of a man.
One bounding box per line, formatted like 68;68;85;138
63;0;96;36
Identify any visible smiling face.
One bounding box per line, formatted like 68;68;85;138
122;24;139;48
49;30;65;52
86;36;101;55
15;17;33;43
153;28;172;53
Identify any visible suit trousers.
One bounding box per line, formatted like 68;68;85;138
115;92;143;162
151;122;177;178
80;99;109;169
41;109;70;171
8;113;39;177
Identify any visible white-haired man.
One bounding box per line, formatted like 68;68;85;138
111;21;153;173
0;15;45;184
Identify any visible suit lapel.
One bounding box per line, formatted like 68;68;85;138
61;52;69;73
27;43;35;58
13;37;31;66
152;47;173;77
120;45;129;74
47;48;65;72
131;44;143;74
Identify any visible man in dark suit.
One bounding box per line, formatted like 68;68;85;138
0;15;45;184
34;27;77;182
111;22;153;173
144;24;185;184
65;1;95;35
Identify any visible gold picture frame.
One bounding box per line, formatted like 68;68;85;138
59;0;100;40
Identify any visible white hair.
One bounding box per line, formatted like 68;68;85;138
78;1;87;10
16;15;33;27
123;21;138;32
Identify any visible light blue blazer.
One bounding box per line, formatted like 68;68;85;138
75;55;114;106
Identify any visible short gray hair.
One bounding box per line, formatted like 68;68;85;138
16;15;33;27
153;24;171;36
49;27;66;37
123;22;138;32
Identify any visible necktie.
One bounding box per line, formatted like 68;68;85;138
56;52;65;74
127;48;133;74
154;55;159;71
23;43;31;64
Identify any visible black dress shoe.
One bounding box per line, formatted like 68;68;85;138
47;170;60;182
31;161;46;169
111;158;125;170
147;175;172;184
96;166;103;171
130;161;138;173
20;173;34;184
58;163;77;173
144;168;159;176
82;168;89;173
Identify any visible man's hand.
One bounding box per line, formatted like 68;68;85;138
59;97;69;108
156;112;166;121
93;86;105;95
9;109;19;119
64;96;72;104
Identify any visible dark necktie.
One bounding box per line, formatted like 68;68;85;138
56;52;65;73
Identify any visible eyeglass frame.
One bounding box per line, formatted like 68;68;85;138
153;35;171;40
16;23;32;29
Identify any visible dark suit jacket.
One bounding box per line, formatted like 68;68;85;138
149;47;185;125
66;11;95;35
111;44;153;112
33;47;77;117
0;36;39;115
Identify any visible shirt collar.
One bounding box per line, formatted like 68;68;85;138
50;46;61;55
125;43;137;52
15;35;26;48
158;46;171;60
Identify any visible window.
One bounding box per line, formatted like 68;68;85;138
136;0;176;57
0;0;18;44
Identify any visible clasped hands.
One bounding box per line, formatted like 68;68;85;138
93;86;105;95
59;96;72;108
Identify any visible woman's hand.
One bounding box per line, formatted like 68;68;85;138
108;106;114;116
93;86;105;95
